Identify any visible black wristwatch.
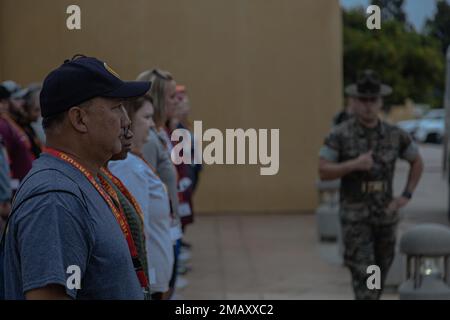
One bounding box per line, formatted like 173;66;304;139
402;191;413;199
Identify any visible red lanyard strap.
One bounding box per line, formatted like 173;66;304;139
44;147;149;290
100;167;145;230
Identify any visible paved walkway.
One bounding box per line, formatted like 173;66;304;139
180;144;448;299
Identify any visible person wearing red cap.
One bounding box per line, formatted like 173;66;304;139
171;85;202;250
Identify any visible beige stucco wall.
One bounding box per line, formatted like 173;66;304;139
0;0;342;213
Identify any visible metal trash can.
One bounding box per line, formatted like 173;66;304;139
315;179;340;241
398;223;450;300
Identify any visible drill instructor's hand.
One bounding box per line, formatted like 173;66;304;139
387;196;410;213
351;151;374;171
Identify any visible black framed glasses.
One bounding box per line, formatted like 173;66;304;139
121;124;132;138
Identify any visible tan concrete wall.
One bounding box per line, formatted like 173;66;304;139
386;100;417;124
0;0;342;213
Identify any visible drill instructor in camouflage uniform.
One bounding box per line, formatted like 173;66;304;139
318;70;424;299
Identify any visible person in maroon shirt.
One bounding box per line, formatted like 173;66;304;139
21;84;43;158
0;85;12;230
0;81;34;182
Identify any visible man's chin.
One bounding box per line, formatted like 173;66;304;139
110;151;128;161
111;144;123;157
361;115;377;122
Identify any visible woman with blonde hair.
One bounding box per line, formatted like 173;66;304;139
136;69;179;217
136;69;186;296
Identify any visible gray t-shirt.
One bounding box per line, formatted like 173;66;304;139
142;128;179;217
3;153;144;300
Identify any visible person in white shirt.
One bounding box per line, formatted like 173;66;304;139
109;96;174;300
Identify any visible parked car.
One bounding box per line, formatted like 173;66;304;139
397;109;445;144
415;109;445;143
397;119;420;136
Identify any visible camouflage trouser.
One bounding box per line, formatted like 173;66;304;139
340;218;398;300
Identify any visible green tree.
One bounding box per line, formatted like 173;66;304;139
371;0;407;24
343;8;445;108
425;0;450;54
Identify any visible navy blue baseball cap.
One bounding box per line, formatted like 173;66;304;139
40;55;151;118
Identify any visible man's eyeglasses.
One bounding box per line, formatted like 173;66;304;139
121;125;132;138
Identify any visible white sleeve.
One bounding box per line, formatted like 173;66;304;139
108;161;150;216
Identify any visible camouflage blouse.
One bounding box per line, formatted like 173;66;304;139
320;118;418;223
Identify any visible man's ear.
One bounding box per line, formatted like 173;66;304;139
67;107;88;133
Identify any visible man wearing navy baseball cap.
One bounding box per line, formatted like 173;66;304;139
2;55;151;300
